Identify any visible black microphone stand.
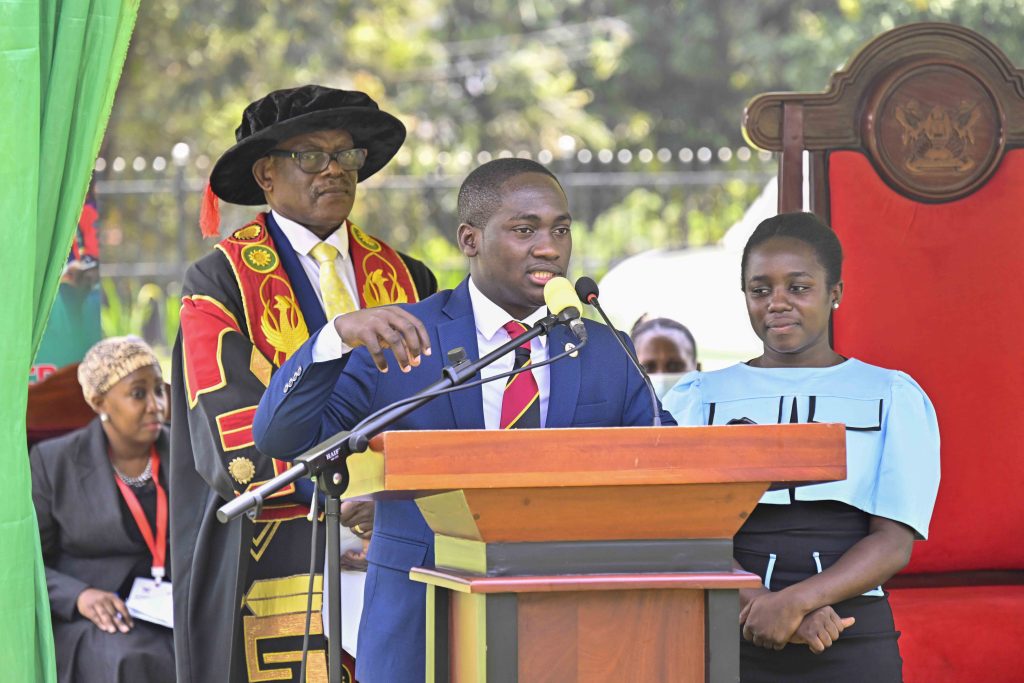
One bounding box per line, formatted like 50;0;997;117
576;284;662;427
216;308;579;683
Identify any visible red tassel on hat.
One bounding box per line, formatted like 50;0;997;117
199;181;221;238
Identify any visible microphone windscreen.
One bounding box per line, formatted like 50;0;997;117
543;276;584;317
574;276;600;303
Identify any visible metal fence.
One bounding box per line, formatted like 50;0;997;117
92;144;776;346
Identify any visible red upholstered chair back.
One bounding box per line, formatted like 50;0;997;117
743;22;1024;577
830;149;1024;573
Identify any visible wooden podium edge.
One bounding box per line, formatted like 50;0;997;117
409;567;763;594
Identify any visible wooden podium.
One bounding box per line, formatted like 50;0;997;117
343;423;845;683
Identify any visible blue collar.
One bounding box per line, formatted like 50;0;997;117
264;212;328;332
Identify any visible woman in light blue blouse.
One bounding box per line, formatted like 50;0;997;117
663;212;940;683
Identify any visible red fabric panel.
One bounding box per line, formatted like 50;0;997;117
215;406;257;451
889;585;1024;682
829;150;1024;573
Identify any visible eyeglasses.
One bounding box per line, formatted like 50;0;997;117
267;148;368;173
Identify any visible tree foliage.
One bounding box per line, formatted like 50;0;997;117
96;0;1024;310
91;0;1024;352
109;0;1024;159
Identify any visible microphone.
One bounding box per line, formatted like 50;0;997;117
574;276;600;306
574;276;661;427
543;276;588;342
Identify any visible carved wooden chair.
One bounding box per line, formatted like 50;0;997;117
27;363;95;447
743;22;1024;682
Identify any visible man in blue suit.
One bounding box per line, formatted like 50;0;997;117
253;158;675;682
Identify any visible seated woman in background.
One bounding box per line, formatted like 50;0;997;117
30;336;175;683
629;314;699;398
663;212;940;683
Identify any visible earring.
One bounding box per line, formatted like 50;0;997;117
832;302;839;310
100;413;109;422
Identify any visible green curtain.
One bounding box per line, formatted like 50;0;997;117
0;0;139;679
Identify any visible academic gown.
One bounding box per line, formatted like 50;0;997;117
170;215;436;683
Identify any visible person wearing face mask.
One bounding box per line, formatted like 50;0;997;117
29;336;175;683
663;212;940;683
629;315;700;398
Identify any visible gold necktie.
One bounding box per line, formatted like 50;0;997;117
310;242;357;318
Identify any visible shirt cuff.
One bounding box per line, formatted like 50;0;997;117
312;315;353;362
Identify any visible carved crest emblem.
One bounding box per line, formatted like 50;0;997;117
894;98;983;174
867;63;1003;202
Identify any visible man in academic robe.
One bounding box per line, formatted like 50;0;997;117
170;85;436;683
252;158;675;682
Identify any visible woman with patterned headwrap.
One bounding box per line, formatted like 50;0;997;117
29;336;175;683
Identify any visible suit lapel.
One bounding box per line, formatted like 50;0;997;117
265;212;328;330
74;419;135;548
546;325;582;428
438;280;485;429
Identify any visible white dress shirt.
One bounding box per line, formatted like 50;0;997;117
312;276;551;428
467;277;551;429
275;210;360;357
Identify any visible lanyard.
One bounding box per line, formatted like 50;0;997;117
113;446;168;584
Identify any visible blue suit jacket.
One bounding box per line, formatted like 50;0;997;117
253;278;674;682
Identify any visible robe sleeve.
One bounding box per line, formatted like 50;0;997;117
174;251;313;504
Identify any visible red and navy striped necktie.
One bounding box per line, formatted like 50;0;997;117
499;321;541;429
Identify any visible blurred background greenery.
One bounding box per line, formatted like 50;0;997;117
92;0;1024;358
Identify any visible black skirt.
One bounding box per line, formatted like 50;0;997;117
53;619;175;683
733;500;903;683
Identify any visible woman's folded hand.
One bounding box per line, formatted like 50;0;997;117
739;590;806;650
790;605;856;653
76;587;133;634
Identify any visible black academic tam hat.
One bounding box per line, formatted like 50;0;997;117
208;85;406;206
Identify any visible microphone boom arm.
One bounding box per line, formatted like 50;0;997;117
216;309;579;523
575;277;662;428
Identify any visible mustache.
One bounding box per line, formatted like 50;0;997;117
313;180;354;196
